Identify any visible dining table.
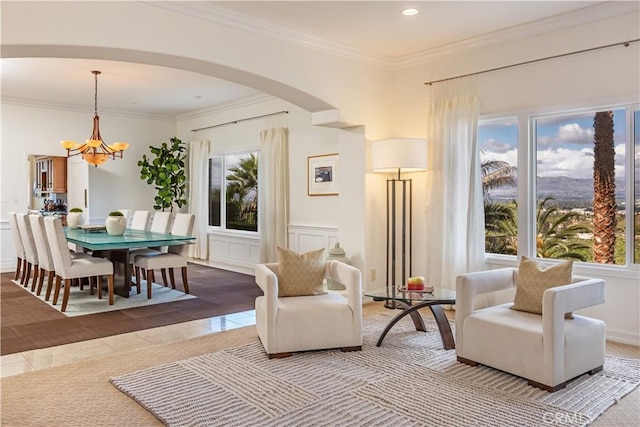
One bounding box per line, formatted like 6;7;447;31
64;227;195;297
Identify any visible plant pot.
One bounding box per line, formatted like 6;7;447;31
67;212;84;229
105;216;127;236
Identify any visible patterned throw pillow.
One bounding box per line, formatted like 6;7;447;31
511;256;574;317
276;246;326;297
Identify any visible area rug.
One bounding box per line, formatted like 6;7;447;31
111;313;640;427
10;279;195;317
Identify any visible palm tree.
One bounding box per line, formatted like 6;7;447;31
484;200;518;254
481;159;517;195
536;197;591;261
482;159;518;253
226;154;259;228
592;111;616;264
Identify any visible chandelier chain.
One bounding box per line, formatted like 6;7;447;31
93;70;100;115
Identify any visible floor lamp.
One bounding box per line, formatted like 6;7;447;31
371;138;427;309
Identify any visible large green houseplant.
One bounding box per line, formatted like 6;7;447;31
138;137;188;212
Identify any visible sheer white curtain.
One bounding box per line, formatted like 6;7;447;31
188;139;210;260
259;126;289;262
424;89;485;290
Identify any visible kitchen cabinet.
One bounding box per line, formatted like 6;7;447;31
35;156;67;193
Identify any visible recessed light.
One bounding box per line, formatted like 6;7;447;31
401;8;419;16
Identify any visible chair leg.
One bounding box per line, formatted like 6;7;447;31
268;352;292;359
107;275;114;305
30;266;40;292
20;261;28;285
168;268;176;289
22;262;32;286
134;267;141;294
44;271;55;301
52;276;62;305
35;268;46;295
457;356;479;367
161;269;168;287
146;270;154;299
96;276;102;299
181;266;189;294
61;278;72;312
14;257;23;281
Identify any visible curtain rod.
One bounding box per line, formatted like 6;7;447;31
191;110;288;132
424;38;640;86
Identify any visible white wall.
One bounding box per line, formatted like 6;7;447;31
0;102;176;270
387;10;640;344
176;97;365;271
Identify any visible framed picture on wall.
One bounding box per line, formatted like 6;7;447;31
307;153;339;196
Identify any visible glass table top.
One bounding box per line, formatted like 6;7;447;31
365;286;456;303
64;227;195;251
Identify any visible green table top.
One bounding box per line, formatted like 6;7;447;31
64;227;195;251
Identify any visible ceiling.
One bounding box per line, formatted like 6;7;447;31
2;1;628;118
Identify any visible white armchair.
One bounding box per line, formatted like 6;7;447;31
455;268;606;392
255;260;363;358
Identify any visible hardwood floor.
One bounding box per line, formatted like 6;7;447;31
1;263;262;355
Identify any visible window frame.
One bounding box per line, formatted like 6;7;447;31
481;102;639;275
207;150;260;236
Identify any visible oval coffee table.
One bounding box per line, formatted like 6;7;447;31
365;287;456;350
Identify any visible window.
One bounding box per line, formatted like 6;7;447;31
481;104;639;268
208;152;259;232
534;109;626;265
479;118;518;255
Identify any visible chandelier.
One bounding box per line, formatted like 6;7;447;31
60;70;129;167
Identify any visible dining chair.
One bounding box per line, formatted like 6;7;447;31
29;215;92;300
118;209;132;227
8;212;26;282
133;213;195;298
15;213;40;290
128;211;173;281
130;210;150;231
44;217;115;312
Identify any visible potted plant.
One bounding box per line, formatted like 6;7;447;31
105;211;126;236
138;136;188;212
67;207;84;228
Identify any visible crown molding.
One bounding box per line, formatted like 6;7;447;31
1;96;176;121
144;1;639;70
176;93;277;121
141;1;393;68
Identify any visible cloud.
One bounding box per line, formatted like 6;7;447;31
556;123;594;144
537;146;627;180
482;138;512;153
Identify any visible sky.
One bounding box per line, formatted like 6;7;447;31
479;109;631;181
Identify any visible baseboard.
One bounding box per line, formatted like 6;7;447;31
606;328;640;346
189;258;255;276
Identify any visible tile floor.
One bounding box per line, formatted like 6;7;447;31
0;309;257;378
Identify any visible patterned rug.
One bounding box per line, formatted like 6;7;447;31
11;279;195;317
111;313;640;427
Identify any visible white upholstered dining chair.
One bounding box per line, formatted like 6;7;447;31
133;213;195;299
8;212;26;283
44;217;115;312
130;210;150;231
15;213;39;289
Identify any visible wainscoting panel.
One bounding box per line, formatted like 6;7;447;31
0;221;15;272
288;224;339;255
208;232;260;276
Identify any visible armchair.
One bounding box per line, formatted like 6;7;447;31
255;260;363;358
456;268;606;392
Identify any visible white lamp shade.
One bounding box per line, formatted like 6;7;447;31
371;138;427;173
